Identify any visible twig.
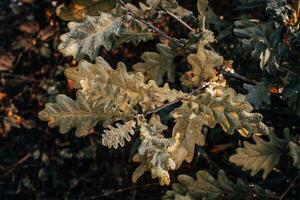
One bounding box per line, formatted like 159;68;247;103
164;8;195;33
279;171;300;200
145;81;210;116
123;32;156;35
81;183;159;199
118;0;184;48
217;68;257;85
119;0;255;86
145;98;182;116
4;152;32;175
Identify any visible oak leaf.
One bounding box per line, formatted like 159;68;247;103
102;120;136;149
163;169;276;199
181;31;223;87
132;115;176;185
229;128;289;179
133;43;177;85
58;9;152;61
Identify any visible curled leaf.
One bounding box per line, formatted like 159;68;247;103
132;115;176;185
102;120;136;149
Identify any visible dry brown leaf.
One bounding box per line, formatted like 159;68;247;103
38;26;57;41
0;92;7;101
20;0;34;4
19;21;40;34
0;54;15;71
181;31;223;87
56;0;116;22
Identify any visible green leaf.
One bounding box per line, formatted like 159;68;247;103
233;20;280;71
136;0;192;18
64;56;112;89
259;48;271;69
197;0;209;17
132;43;177;85
230;128;290;179
58;14;123;61
143;0;178;16
65;56;184;112
243;79;271;108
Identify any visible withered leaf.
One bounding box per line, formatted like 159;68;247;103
181;31;223;87
38;91;100;137
132;115;176;185
56;0;117;22
58;8;153;61
19;21;40;34
38;26;57;41
170;82;269;168
102;120;136;149
0;53;15;71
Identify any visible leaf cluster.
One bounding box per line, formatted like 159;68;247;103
37;0;300;199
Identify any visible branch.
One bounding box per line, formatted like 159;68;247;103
119;0;255;86
118;0;185;48
145;81;211;116
279;171;300;200
216;67;257;85
164;8;195;33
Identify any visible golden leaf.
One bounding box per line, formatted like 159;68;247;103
181;31;223;87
